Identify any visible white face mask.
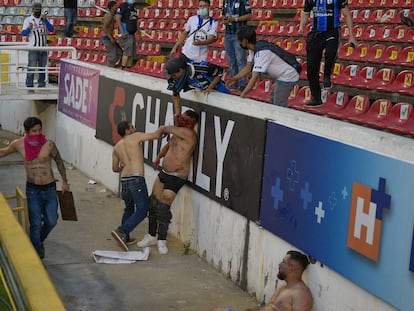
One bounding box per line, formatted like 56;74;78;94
198;8;208;17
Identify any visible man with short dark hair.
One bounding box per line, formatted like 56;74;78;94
137;110;199;255
170;0;218;62
165;57;229;116
21;2;54;88
227;26;299;107
115;0;140;70
102;1;122;67
0;117;69;259
111;121;164;251
211;250;313;311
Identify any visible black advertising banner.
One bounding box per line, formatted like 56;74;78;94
96;76;266;220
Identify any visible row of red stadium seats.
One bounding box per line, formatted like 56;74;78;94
289;88;414;136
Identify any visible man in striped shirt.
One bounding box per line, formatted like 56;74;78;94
22;2;54;88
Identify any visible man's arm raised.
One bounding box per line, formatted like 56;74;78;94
0;139;19;158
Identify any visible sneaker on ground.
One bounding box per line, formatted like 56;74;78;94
157;240;168;255
126;236;136;245
304;100;323;108
137;233;157;247
111;229;129;251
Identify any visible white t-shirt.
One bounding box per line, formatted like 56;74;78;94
182;15;218;62
23;16;48;47
247;49;299;83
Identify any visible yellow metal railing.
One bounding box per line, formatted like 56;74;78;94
0;192;66;311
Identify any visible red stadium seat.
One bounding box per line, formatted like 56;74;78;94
360;25;379;41
304;90;349;115
330;63;344;85
328;95;370;120
367;68;395;91
335;64;360;86
292;39;306;56
383;103;414;135
386;70;414;96
348;43;370;62
248;79;273;102
349;66;377;88
337;43;355;61
390;25;411;43
398;46;414;67
355;99;392;128
288;86;312;110
365;43;386;63
377;45;402;64
252;9;273;21
280;38;295;54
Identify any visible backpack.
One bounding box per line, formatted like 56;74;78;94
120;3;137;34
254;40;302;74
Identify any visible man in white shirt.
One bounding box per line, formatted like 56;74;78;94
226;26;299;107
21;2;54;88
170;0;218;62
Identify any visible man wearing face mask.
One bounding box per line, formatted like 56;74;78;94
0;117;69;259
170;0;218;62
21;2;54;88
115;0;140;70
226;26;299;107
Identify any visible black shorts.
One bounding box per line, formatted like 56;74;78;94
158;170;186;194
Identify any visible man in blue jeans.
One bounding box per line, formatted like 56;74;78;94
0;117;70;259
222;0;252;91
64;0;78;38
21;2;54;88
111;121;164;251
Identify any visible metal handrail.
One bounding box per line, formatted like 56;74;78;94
0;44;76;94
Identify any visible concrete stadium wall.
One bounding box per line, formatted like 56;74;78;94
2;61;413;311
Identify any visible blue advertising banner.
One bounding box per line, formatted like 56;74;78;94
260;121;414;310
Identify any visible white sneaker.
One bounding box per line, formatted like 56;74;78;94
137;233;157;247
157;240;168;255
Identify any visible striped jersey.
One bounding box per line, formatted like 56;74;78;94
22;16;49;47
303;0;348;32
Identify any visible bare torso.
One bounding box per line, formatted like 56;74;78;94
113;134;145;177
265;282;313;311
13;138;57;185
162;129;197;177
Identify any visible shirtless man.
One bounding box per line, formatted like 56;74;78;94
211;250;313;311
111;121;164;251
137;110;199;254
0;117;69;259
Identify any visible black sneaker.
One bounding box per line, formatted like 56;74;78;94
304;100;323;108
111;229;129;251
39;243;45;259
323;78;332;89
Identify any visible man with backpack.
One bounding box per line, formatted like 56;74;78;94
116;0;140;69
170;0;218;62
226;26;300;107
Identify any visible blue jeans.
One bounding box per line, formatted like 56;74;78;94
26;51;47;87
119;176;149;234
224;34;247;88
26;182;58;256
64;8;77;37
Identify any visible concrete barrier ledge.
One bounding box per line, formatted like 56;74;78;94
0;193;65;311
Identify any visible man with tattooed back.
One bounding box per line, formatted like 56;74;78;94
0;117;69;259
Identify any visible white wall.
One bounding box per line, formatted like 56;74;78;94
2;61;412;311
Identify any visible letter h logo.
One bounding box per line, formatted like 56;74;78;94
347;178;391;262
